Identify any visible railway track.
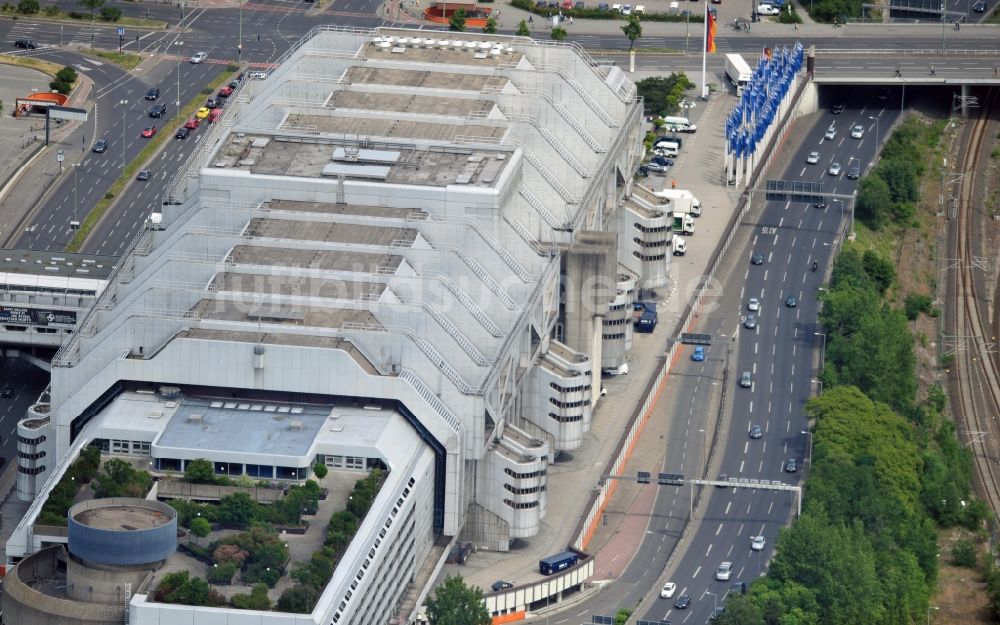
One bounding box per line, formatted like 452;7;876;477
950;86;1000;518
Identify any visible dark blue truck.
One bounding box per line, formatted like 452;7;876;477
539;551;579;575
633;302;658;333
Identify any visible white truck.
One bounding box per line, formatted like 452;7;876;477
724;53;752;95
671;211;695;235
653;189;702;216
671;235;687;256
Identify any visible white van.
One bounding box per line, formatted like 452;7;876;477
654;140;679;157
660;115;697;133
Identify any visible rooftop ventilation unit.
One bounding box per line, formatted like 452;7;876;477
186;414;204;424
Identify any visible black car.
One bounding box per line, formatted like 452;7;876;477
785;458;798;473
491;580;514;592
709;607;725;622
847;165;860;180
1;387;13;398
750;252;764;265
148;104;167;118
749;424;763;438
673;594;691;609
536;0;546;5
785;295;798;307
229;80;240;89
831;102;845;114
145;87;160;100
637;165;650;177
973;0;985;11
814;199;827;209
14;39;37;49
574;0;585;6
598;1;609;7
175;127;190;140
92;139;109;153
650;156;673;166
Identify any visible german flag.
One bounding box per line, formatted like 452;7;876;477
706;11;717;53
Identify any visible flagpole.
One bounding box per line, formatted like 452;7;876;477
701;1;708;98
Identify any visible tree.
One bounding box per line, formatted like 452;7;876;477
855;174;892;229
218;492;257;526
231;583;272;610
17;0;39;14
482;15;497;33
99;5;121;20
189;517;211;544
425;575;490;625
78;0;103;25
313;462;328;479
155;571;211;606
621;14;642;50
185;458;217;484
516;19;530;36
278;584;319;613
93;458;151;498
449;8;467;31
550;26;567;40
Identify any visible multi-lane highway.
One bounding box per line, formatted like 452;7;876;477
0;357;51;468
637;86;902;624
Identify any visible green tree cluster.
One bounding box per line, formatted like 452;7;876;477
635;74;695;118
216;523;289;587
854;118;943;229
425;575;491;625
98;4;120;20
279;470;385;613
154;570;225;606
92;458;152;498
49;66;78;96
37;445;101;526
17;0;38;14
449;8;466;31
231;583;273;610
184;458;221;484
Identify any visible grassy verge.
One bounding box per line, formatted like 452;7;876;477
66;68;236;252
83;49;142;71
0;9;168;29
0;54;66;78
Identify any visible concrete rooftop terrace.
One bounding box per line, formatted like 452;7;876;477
73;505;172;531
213;134;513;186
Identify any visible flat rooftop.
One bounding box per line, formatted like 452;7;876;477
245;218;418;247
226;246;405;274
73;505;172;531
329;91;494;118
190;299;381;330
156;400;330;458
214;135;512;186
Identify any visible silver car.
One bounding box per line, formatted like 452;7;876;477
824;125;836;140
190;51;208;64
851;125;865;139
828;162;842;176
806;151;820;164
740;372;752;388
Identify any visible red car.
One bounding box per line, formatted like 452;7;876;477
141;125;157;138
184;118;200;130
218;86;234;98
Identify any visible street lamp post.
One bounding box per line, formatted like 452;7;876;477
238;0;243;62
705;591;717;615
814;331;826;362
119;99;128;175
800;429;813;467
868;115;880;167
73;163;79;223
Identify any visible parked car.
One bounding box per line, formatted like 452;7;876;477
184;118;200;130
196;107;211;119
691;346;705;362
757;3;779;14
650;156;673;166
148;104;167;117
92;139;109;153
206;97;220;108
175;127;190;139
190;51;208;64
141;125;157;138
136;169;152;181
249;71;268;79
645;162;668;173
218;86;234;98
491;580;514;592
598;1;610;8
749;424;763;438
208;108;223;123
145;87;160;100
229;79;241;89
806;151;819;164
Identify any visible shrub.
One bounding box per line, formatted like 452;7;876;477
951;537;978;567
17;0;39;14
49;80;72;95
313;463;328;479
207;561;238;584
69;9;83;17
231;584;272;610
99;5;120;20
56;66;77;84
43;4;57;14
278;584;318;613
903;293;933;321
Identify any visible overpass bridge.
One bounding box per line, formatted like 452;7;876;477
0;250;115;356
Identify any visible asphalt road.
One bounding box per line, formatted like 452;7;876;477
0;357;51;468
631;86;903;625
